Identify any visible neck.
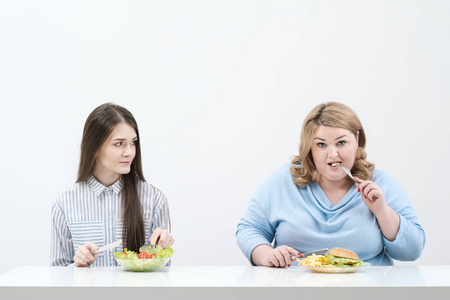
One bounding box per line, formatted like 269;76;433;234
92;169;120;187
319;177;353;195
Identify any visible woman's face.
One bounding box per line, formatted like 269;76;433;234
93;122;137;182
310;125;359;184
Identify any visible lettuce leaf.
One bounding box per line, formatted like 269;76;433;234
139;245;175;258
113;248;138;259
114;245;174;259
325;253;363;267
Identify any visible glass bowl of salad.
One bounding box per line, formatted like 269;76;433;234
114;245;174;272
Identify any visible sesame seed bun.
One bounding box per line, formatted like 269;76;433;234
329;247;359;260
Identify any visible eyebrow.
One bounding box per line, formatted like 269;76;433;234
313;135;348;141
112;137;138;141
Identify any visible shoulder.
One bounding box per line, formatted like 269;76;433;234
372;169;398;186
260;164;292;184
372;169;406;196
52;181;90;213
255;164;294;194
138;180;167;202
54;181;88;203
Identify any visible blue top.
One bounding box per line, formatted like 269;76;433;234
236;164;425;266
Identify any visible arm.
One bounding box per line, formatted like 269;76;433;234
149;189;174;248
381;183;425;261
236;195;299;267
355;173;425;261
251;244;300;267
50;201;74;266
354;176;400;241
373;205;400;242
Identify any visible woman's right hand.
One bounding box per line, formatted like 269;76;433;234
74;243;99;267
252;244;301;267
149;228;175;249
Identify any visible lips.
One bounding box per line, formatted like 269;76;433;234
327;161;342;167
119;161;131;165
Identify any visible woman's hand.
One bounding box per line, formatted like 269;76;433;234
74;243;99;267
252;244;301;268
149;228;174;248
353;176;388;215
353;176;400;241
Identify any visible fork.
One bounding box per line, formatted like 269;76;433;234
91;240;122;254
290;248;329;260
332;163;378;201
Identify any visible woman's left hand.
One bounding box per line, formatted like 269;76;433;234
149;228;175;249
353;176;388;215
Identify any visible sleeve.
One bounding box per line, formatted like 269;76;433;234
236;190;275;265
50;199;74;266
378;172;426;261
150;187;171;233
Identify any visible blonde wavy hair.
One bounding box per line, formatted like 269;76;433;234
290;102;375;188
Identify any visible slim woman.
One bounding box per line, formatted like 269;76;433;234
236;102;425;267
51;103;174;267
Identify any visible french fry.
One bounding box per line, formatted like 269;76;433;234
297;254;332;267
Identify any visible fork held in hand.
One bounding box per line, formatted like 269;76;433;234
332;163;378;201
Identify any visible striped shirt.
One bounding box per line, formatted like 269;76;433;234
50;175;170;266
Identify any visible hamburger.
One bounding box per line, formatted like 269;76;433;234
325;247;363;267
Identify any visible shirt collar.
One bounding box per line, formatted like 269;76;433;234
87;175;123;196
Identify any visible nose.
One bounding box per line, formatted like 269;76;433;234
123;144;132;156
328;145;338;158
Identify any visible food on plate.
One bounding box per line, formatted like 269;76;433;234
298;247;363;268
114;245;174;259
114;245;174;272
297;253;330;267
326;247;363;267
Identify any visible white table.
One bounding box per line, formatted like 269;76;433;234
1;265;449;299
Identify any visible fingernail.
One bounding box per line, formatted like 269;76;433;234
298;253;301;256
288;264;291;267
358;188;360;192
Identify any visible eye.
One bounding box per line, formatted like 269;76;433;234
131;140;137;145
317;142;326;148
337;140;347;146
115;142;123;146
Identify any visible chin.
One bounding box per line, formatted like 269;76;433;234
118;168;131;175
323;174;346;182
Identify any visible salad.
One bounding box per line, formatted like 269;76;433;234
114;245;174;272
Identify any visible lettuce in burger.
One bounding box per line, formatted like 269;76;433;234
325;247;363;267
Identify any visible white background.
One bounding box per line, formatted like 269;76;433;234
0;0;449;275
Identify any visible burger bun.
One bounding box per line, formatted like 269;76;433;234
329;247;359;260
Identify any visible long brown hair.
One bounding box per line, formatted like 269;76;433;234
290;102;374;187
77;103;145;251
